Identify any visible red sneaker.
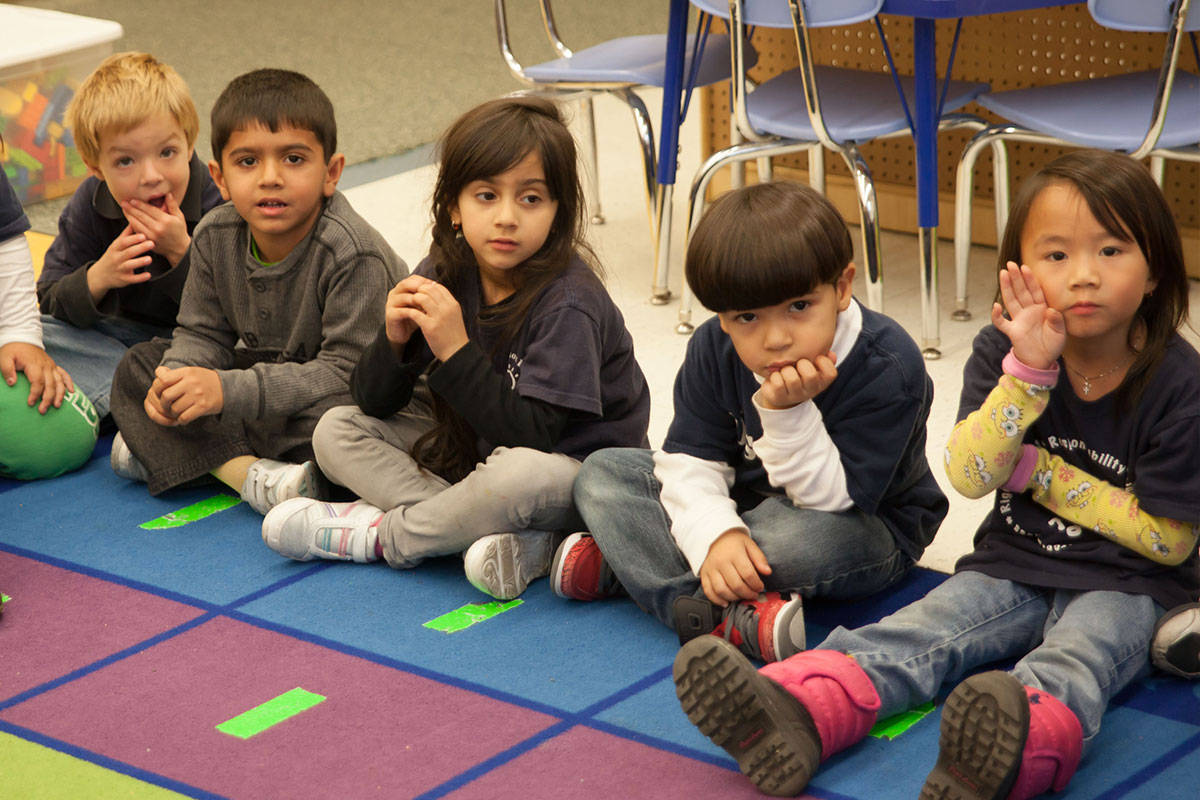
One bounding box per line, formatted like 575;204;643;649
550;533;625;601
675;592;804;663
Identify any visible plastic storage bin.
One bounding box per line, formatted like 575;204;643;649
0;5;123;205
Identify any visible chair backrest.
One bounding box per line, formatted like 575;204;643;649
691;1;881;29
1089;0;1199;33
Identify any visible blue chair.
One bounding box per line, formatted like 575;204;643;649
675;1;990;356
952;0;1199;322
494;0;753;293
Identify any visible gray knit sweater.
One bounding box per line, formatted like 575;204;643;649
161;192;407;420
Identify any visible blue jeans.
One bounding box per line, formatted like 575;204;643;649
573;448;913;631
40;314;172;419
819;569;1162;747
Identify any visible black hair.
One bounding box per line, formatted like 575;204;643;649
686;181;853;312
210;69;336;163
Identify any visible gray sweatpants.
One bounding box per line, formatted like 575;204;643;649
313;386;582;568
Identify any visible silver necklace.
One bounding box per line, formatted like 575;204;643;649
1062;354;1134;396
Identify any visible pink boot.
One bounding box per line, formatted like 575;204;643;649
919;672;1082;800
674;638;879;797
1005;686;1083;800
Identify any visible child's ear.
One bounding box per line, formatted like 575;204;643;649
323;153;346;197
836;262;856;311
85;161;104;181
208;160;231;202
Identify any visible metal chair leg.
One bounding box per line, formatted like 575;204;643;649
807;146;825;194
837;146;883;315
577;96;605;225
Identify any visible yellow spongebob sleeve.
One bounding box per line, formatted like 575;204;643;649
944;353;1055;500
1018;448;1199;565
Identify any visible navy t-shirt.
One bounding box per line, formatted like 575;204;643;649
955;325;1200;609
0;171;30;242
662;302;948;560
408;253;650;461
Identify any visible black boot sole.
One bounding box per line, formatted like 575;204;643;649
919;671;1029;800
673;636;820;797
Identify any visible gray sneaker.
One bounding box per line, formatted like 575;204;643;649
1151;602;1200;679
241;458;322;515
110;433;149;483
464;531;559;600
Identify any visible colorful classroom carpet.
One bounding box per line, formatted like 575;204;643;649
1;437;1197;799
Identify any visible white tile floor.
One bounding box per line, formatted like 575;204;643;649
342;89;1200;574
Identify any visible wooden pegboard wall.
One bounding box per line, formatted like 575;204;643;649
700;5;1199;234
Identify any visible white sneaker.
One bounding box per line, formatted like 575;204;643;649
261;498;382;563
241;458;322;514
110;433;149;483
464;531;558;600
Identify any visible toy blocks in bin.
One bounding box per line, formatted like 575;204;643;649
0;5;123;205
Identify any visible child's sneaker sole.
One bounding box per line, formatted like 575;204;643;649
919;671;1029;800
673;636;820;797
464;531;556;600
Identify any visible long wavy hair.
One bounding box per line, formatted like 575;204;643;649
997;149;1189;414
412;95;596;481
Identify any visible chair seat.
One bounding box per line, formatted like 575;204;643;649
978;70;1200;150
523;33;750;87
747;66;989;142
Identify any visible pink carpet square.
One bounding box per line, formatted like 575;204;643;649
1;616;557;798
0;552;204;702
446;725;820;799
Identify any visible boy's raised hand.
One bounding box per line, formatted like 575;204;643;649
144;365;223;425
122;192;190;266
0;342;74;414
699;529;772;606
992;261;1065;370
758;352;838;410
86;225;156;303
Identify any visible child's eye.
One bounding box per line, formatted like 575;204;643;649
115;157;134;168
237;156;257;167
1100;246;1121;257
520;194;542;205
789;300;810;312
475;190;497;202
1046;251;1067;262
734;312;756;323
283;154;304;165
160;147;177;159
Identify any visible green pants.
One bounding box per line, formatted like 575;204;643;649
0;374;98;480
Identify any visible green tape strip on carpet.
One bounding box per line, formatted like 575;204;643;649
1;593;9;605
0;732;187;799
423;599;523;633
140;494;242;530
868;701;935;740
216;687;326;739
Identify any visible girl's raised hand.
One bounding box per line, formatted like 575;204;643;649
384;274;436;350
408;281;469;362
992;261;1065;370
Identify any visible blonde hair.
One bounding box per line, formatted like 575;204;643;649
65;52;199;167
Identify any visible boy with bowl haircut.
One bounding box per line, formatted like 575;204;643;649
108;68;407;514
37;52;224;421
561;182;947;662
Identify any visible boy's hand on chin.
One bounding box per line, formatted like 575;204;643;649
759;351;837;410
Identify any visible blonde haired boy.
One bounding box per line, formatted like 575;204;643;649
36;52;224;422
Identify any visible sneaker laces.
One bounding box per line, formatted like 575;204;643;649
718;600;764;661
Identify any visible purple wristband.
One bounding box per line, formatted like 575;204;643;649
1003;444;1039;492
1002;350;1059;387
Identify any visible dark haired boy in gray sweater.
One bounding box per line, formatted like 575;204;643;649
108;69;406;513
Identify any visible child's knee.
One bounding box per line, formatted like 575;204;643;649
312;405;360;464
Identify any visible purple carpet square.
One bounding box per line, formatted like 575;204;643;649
1;616;557;799
0;551;204;703
444;725;811;799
